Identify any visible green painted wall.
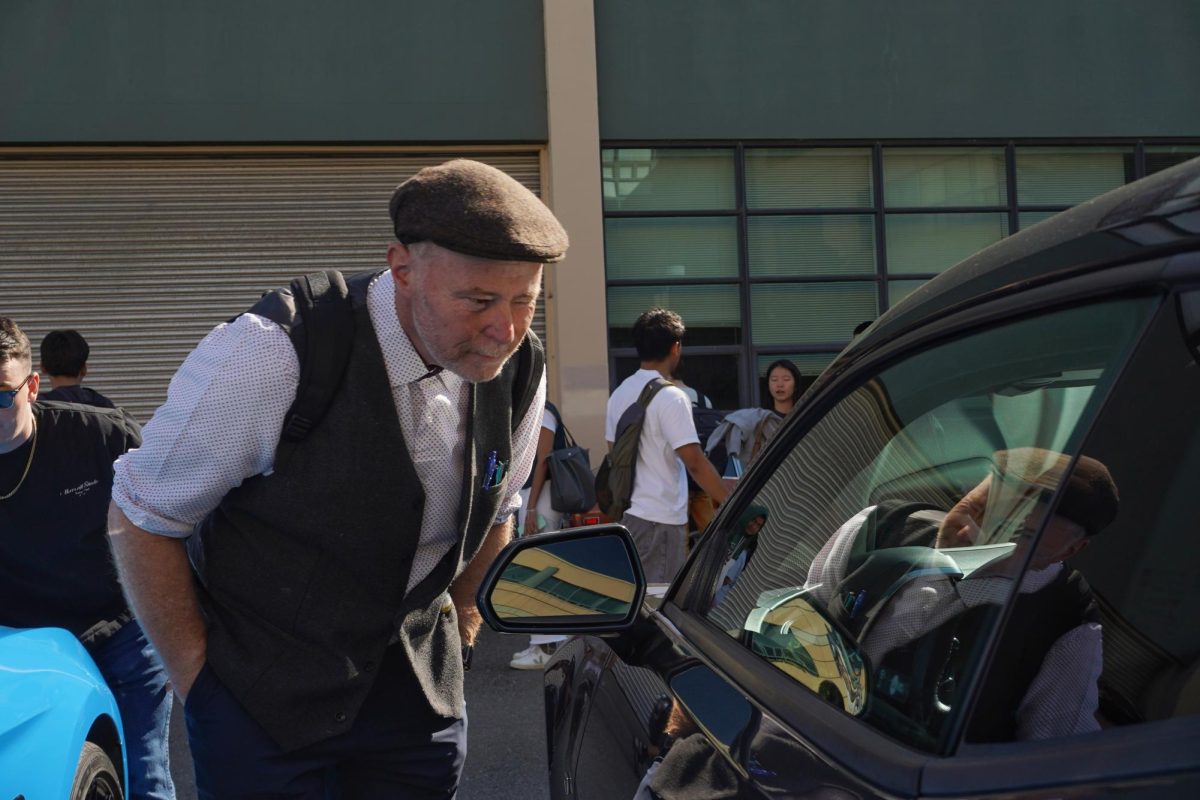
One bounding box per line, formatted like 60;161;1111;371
595;0;1200;140
0;1;547;143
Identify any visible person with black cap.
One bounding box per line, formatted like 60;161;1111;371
107;160;568;797
804;448;1119;741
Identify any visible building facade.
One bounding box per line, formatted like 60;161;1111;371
2;0;1198;452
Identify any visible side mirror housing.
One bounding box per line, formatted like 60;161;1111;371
477;525;647;635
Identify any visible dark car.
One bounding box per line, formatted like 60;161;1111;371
480;156;1200;799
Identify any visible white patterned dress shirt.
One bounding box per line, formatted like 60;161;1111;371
113;270;544;592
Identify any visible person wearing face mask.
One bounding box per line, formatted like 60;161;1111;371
805;448;1119;741
107;160;568;797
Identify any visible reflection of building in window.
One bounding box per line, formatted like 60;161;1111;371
749;598;866;715
602;148;655;201
493;548;635;620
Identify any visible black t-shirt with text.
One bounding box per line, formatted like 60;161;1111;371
0;402;140;636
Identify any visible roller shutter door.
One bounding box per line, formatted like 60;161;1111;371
0;150;544;422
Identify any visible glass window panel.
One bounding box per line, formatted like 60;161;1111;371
886;212;1009;276
679;353;741;410
703;296;1156;750
750;283;877;345
1018;210;1061;231
884;147;1006;207
888;279;928;307
1064;294;1200;735
745;148;873;209
617;353;742;409
605;217;738;280
602;148;735;211
757;353;836;379
747;215;875;277
1145;145;1200;175
1017;147;1134;206
607;285;742;348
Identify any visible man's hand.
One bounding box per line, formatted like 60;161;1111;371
456;603;483;648
448;517;514;647
937;474;991;549
107;502;209;702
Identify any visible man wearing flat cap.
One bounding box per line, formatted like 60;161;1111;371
804;448;1119;742
108;160;568;797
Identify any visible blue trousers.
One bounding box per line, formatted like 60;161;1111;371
90;620;176;800
185;643;467;799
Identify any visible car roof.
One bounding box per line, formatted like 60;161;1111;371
850;156;1200;357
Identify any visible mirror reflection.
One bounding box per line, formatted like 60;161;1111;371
492;536;637;623
743;588;869;716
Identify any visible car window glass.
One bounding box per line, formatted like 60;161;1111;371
1044;290;1200;738
699;295;1157;752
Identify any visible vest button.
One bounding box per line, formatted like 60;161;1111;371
334;711;347;723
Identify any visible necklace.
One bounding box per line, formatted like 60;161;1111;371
0;417;37;501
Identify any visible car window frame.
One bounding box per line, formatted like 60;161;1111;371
657;267;1177;791
672;256;1175;615
677;272;1168;618
923;283;1200;795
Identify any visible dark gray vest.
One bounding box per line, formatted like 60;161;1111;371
190;270;542;751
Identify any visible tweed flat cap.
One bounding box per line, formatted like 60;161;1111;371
994;448;1119;537
388;159;569;263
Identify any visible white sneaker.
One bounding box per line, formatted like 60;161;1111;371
509;644;554;670
510;644;537;660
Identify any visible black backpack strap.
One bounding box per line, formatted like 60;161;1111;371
545;400;569;451
244;270;354;473
509;329;545;434
279;270;354;442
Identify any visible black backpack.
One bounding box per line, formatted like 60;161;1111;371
689;406;731;489
594;377;672;520
250;269;541;471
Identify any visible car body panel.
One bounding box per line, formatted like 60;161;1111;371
845;158;1200;372
486;157;1200;799
0;625;126;800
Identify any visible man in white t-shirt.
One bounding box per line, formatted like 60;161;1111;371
605;308;729;582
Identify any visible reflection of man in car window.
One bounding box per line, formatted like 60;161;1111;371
806;448;1119;741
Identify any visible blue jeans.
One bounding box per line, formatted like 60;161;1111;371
90;620;176;800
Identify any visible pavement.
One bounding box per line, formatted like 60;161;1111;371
459;628;552;800
168;626;550;799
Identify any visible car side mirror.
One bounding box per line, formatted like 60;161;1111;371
477;524;647;635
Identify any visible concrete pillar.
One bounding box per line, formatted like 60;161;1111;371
542;0;609;456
